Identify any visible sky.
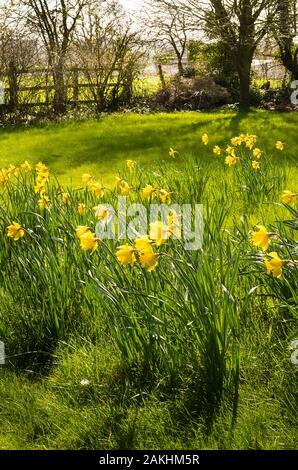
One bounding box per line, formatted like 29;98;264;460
120;0;144;11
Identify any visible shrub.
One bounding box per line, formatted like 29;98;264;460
153;77;231;111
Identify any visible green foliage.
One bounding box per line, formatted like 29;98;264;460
188;40;239;98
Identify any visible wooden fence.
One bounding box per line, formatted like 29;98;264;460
0;66;128;111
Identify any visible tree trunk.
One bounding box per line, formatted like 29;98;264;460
52;60;66;114
236;49;253;109
277;0;298;80
177;56;184;76
280;44;298;80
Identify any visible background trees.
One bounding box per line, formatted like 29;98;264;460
0;0;297;113
0;24;39;111
75;0;145;110
171;0;279;108
275;0;298;80
20;0;90;112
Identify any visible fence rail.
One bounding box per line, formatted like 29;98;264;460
0;66;128;111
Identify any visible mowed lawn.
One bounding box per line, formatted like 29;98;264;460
0;110;297;187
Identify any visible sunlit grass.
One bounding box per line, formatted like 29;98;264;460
0;110;297;187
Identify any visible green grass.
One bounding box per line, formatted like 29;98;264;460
0;110;297;450
0;110;297;187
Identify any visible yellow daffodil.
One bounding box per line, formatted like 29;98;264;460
139;250;159;272
116;177;124;189
169;148;178;158
21;161;32;173
34;182;46;194
244;135;257;150
230;134;256;148
281;190;297;205
225;155;237;166
126;160;136;171
213;146;221;156
91;182;105;198
253;148;262;159
264;252;283;278
230;136;242;146
76;226;90;238
276;141;284;151
77;203;87;215
134;236;159;271
0;169;9;187
38;195;52;210
34;162;49;195
7;222;25;241
79;230;98;252
7;165;19;177
159;189;172;205
116;178;132;195
116;244;136;266
251;225;270;251
202;133;209;145
36;173;49;184
135;236;152;253
149;221;170;246
252;160;260;170
121;182;132;195
82;173;93;185
142;184;155;200
226;145;235;155
36;162;48;173
61;192;70;205
93;205;109;220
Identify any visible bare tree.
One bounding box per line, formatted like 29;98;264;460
17;0;91;112
75;0;145;111
0;19;40;111
144;0;195;76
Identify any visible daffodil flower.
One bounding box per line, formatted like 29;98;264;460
276;141;284;151
77;203;87;215
169;148;178;158
264;252;283;278
213;146;221;156
281;190;297;205
252;160;260;170
116;244;136;266
79;230;98;252
7;222;25;241
250;225;270;251
202;134;209;145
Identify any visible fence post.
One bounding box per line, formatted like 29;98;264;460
8;61;18;112
158;64;166;89
0;80;5;117
73;67;79;106
45;70;50;107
